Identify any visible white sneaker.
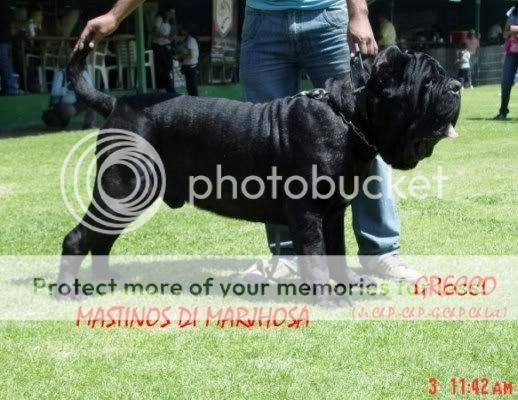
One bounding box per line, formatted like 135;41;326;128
230;257;298;283
361;255;423;282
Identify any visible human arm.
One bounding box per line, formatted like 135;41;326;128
503;18;518;39
75;0;144;50
346;0;378;56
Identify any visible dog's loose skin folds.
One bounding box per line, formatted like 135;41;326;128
58;41;461;307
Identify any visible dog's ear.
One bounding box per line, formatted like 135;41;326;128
371;46;411;97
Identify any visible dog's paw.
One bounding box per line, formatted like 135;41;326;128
315;294;353;309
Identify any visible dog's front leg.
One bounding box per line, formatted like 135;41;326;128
285;201;350;308
323;205;377;288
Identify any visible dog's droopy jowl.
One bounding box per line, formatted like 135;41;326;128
58;40;461;307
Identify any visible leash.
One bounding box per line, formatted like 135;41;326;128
291;45;377;151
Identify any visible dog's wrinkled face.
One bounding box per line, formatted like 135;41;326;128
365;46;461;170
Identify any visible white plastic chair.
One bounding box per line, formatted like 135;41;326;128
87;41;116;90
113;40;156;89
25;40;64;92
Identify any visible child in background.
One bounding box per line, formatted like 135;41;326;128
456;43;473;89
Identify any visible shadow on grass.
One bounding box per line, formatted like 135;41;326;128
0;124;96;139
466;117;518;123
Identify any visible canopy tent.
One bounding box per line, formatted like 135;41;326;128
9;0;515;94
368;0;516;38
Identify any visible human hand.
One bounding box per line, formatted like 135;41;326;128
75;13;119;51
348;13;378;56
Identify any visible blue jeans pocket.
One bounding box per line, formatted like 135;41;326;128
322;6;348;30
241;8;261;44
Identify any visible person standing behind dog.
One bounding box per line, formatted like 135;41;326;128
456;43;472;89
238;0;421;281
495;2;518;120
74;0;423;281
151;8;177;93
176;26;200;96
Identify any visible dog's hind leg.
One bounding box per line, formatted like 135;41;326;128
83;168;156;279
57;223;91;299
57;160;160;298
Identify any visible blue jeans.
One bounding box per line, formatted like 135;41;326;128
239;5;400;256
499;53;518;116
0;44;16;96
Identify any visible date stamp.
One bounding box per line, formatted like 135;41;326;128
429;377;513;396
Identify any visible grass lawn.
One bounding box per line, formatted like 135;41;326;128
0;85;517;399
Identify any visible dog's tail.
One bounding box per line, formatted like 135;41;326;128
67;34;116;118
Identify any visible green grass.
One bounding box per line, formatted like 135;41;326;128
0;85;517;399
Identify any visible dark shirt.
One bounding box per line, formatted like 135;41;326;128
0;1;13;43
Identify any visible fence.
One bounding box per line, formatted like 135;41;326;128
427;45;506;85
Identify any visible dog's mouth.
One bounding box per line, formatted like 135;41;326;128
390;123;459;170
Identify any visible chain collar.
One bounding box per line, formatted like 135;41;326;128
291;88;329;101
336;110;377;151
291;88;377;152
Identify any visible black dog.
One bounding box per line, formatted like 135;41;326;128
58;41;461;306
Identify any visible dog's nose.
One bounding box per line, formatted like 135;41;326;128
448;80;462;94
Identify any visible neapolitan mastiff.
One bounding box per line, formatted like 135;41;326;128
58;36;461;307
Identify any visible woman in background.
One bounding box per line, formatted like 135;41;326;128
151;8;177;93
495;2;518;120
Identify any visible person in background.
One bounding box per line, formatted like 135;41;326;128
152;8;177;93
238;0;421;282
0;0;18;96
431;25;445;44
176;26;199;96
494;2;518;120
42;69;95;130
377;10;397;49
462;29;480;86
487;20;504;42
456;43;472;89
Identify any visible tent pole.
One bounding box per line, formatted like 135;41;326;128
134;5;147;94
475;0;481;37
